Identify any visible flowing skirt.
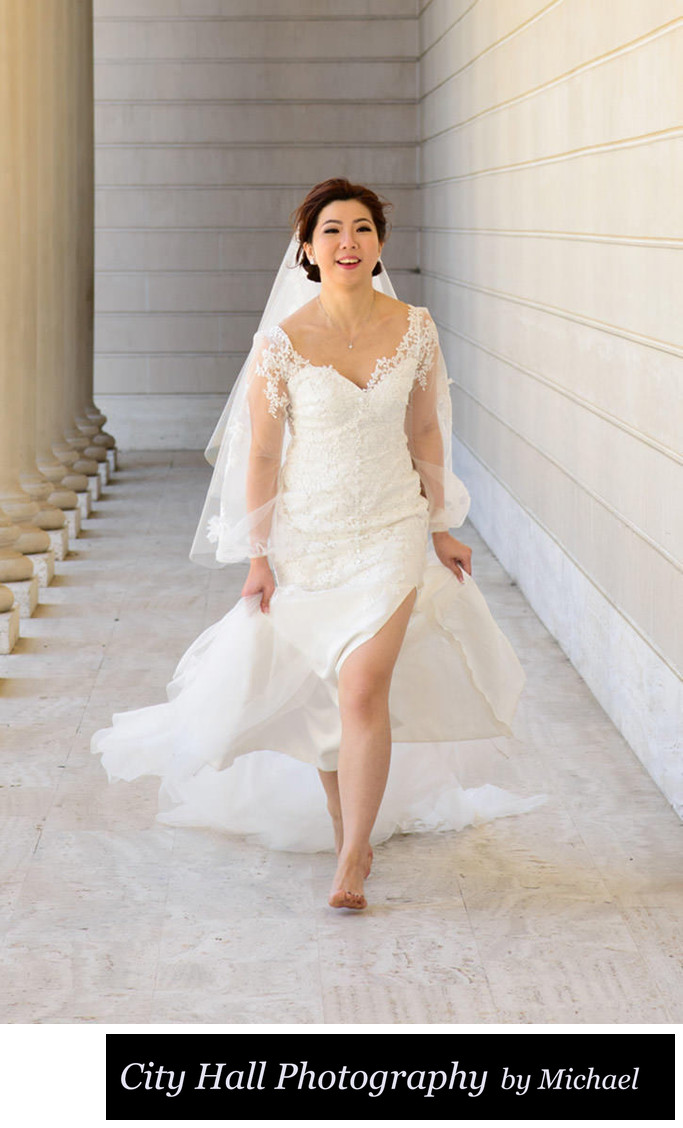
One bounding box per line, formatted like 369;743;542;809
91;551;545;851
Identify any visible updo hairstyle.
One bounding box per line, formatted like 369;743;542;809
290;178;393;282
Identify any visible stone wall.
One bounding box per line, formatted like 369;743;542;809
418;0;683;812
93;0;419;448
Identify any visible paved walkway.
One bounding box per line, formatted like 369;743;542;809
1;452;680;1023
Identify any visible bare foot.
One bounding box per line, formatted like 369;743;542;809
365;846;373;879
328;851;368;911
329;889;367;910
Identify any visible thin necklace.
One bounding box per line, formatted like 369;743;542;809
317;293;376;350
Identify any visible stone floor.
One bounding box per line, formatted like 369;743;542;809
0;450;681;1025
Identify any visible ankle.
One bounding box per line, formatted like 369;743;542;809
337;843;369;868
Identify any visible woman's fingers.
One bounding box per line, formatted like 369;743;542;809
451;560;464;583
241;560;276;613
260;578;275;614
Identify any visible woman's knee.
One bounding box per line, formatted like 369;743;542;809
338;668;391;722
338;590;416;721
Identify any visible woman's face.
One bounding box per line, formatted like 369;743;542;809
304;199;383;284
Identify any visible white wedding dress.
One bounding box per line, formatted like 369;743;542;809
92;304;544;851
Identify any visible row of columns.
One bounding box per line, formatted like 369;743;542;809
0;0;116;652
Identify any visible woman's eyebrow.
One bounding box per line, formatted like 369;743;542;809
321;217;373;225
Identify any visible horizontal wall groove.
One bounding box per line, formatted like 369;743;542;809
96;141;416;150
438;319;683;465
94;225;420;233
97;183;417;193
420;15;683;118
95;56;417;66
95;182;419;191
96;97;416;106
423;269;683;360
419;0;563;68
95;350;249;358
456;434;682;682
95;268;417;276
418;0;477;59
94;15;416;22
420;227;683;250
419;126;683;176
447;374;683;574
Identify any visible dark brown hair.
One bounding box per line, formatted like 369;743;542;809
290;178;393;281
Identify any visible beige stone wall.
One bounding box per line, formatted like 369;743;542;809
93;0;419;447
419;0;683;810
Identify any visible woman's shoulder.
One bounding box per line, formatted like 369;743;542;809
279;299;319;338
374;292;411;323
378;295;435;334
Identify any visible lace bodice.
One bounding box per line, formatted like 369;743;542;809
255;303;439;418
204;302;469;571
241;306;442;589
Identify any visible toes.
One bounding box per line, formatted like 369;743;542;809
329;889;367;911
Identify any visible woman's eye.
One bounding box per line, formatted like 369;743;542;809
322;226;373;234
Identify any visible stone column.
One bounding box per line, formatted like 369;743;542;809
56;0;104;494
0;513;27;652
0;0;45;614
33;0;86;534
75;0;117;472
50;0;115;492
14;0;68;563
0;6;33;627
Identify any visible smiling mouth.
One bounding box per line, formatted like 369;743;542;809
337;258;361;265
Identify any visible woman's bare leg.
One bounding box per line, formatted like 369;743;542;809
318;768;373;875
318;769;344;855
328;589;416;909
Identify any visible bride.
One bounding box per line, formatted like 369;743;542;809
92;178;542;911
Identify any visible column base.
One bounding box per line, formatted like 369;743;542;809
4;576;39;617
77;490;92;519
25;550;55;587
0;605;20;654
106;448;118;473
87;475;101;501
97;461;110;487
64;507;81;539
47;527;69;561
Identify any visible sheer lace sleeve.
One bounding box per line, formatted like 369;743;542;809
243;330;290;557
406;308;470;533
196;328;290;565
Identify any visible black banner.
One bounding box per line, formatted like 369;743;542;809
106;1031;673;1120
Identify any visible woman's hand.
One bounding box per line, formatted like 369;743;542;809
241;556;276;613
432;531;472;583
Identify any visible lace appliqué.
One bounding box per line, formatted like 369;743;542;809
271;305;422;395
414;309;439;390
255;330;291;419
363;304;420;392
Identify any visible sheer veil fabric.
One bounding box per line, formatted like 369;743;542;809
91;236;545;852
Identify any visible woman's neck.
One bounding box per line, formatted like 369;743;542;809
317;281;377;335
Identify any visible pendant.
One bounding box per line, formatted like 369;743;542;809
348;343;353;349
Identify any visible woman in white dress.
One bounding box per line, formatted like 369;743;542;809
92;179;541;911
